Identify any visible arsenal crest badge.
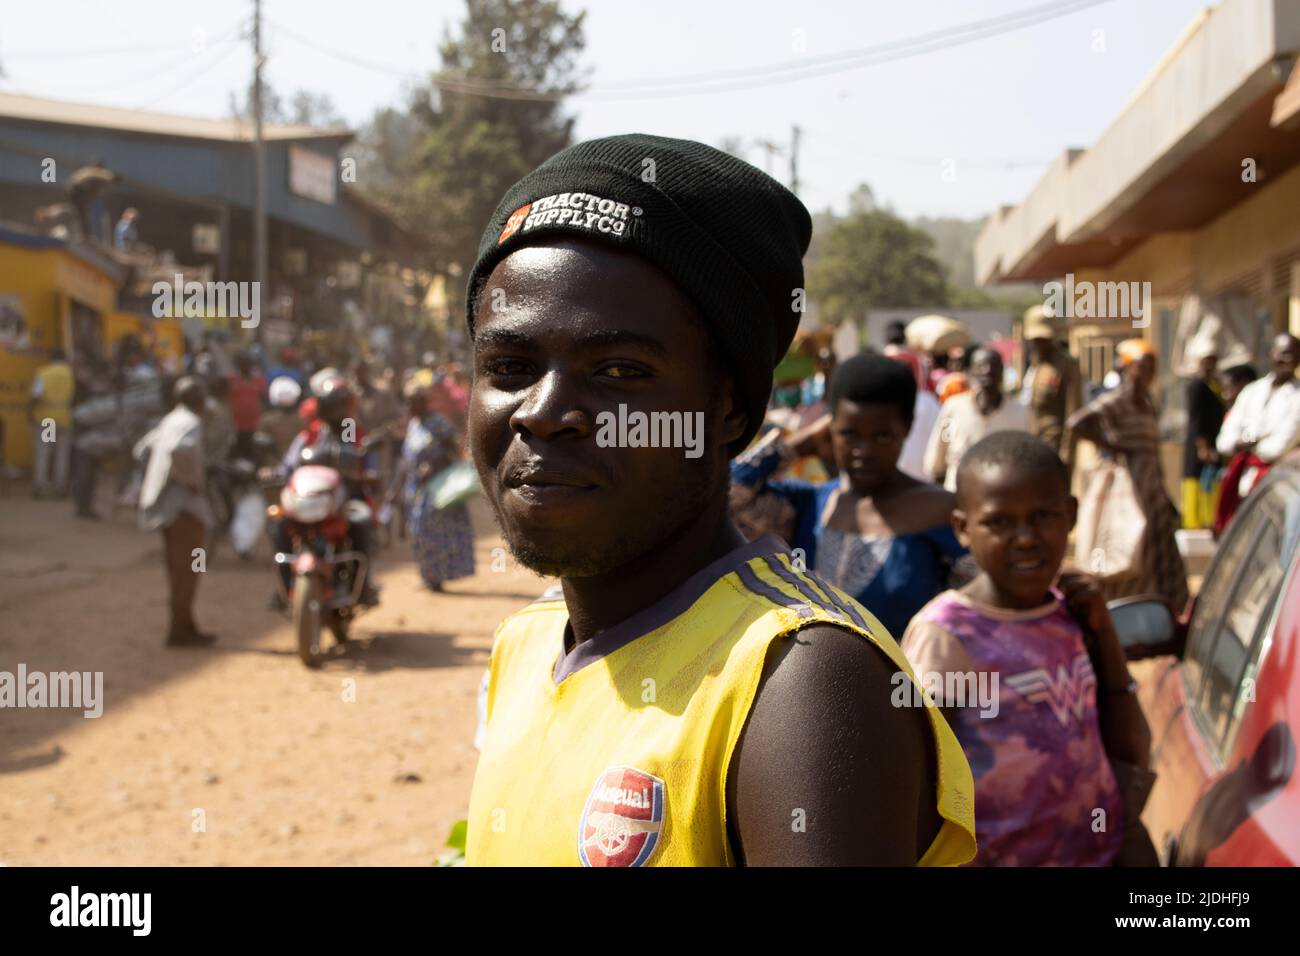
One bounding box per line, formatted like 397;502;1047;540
578;766;665;867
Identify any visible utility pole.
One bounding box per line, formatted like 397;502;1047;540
789;124;801;196
252;0;268;341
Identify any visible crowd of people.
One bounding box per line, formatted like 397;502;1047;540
17;132;1300;867
23;330;479;647
724;314;1300;865
22;297;1298;865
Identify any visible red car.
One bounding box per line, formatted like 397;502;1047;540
1112;458;1299;866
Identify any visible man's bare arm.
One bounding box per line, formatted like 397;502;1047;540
727;623;942;865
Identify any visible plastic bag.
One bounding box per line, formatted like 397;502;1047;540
425;461;481;510
1075;460;1147;583
230;489;266;557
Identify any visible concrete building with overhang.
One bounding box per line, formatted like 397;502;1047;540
976;0;1300;450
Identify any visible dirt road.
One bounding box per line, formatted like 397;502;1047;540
0;493;546;865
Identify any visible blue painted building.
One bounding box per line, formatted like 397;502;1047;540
0;91;429;333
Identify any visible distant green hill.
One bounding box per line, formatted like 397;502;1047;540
912;215;1039;308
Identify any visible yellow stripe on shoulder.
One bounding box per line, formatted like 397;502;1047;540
732;550;978;867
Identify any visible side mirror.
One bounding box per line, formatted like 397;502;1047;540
1107;597;1181;660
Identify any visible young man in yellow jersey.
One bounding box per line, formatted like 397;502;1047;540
463;134;975;866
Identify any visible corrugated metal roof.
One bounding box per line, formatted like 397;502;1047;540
0;92;352;143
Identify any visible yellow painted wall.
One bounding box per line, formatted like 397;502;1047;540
0;242;119;468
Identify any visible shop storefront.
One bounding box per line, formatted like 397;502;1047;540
0;227;123;467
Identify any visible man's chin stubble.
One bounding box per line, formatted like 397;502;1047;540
486;476;717;580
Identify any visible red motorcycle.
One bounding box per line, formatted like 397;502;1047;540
267;433;379;667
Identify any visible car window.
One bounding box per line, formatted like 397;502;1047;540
1182;503;1258;698
1183;478;1297;761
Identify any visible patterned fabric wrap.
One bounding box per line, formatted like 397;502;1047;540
402;414;475;587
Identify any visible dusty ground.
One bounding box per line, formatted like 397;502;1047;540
0;487;547;865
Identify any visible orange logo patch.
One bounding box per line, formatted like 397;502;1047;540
498;203;532;244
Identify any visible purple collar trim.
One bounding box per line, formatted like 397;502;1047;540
552;535;789;684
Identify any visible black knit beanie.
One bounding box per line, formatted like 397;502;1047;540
465;133;813;453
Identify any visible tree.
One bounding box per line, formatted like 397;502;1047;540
228;84;344;128
807;208;948;326
846;183;876;215
285;90;345;127
358;0;587;279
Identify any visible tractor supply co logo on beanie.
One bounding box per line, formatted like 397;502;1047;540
498;192;639;245
578;766;665;866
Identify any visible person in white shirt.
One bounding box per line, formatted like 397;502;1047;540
925;347;1032;491
1214;333;1300;528
1217;334;1300;463
898;385;940;482
133;377;216;648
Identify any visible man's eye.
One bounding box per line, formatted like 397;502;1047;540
599;363;649;379
485;359;530;377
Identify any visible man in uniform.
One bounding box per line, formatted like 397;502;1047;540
463;135;975;866
1021;305;1083;464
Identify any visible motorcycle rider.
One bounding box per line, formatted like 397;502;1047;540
269;373;380;607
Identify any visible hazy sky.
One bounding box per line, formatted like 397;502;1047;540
2;0;1215;220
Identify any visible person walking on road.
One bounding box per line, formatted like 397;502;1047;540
28;348;74;498
392;376;476;592
925;346;1030;492
1022;306;1083;463
134;376;216;648
1181;339;1225;530
1066;339;1189;612
227;352;266;460
1213;333;1300;534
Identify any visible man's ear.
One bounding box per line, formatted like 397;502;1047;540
952;507;971;549
717;374;749;451
1066;494;1079;532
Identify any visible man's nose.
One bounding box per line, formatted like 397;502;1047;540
509;370;592;441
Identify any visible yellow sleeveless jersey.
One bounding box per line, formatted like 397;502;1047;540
465;535;976;867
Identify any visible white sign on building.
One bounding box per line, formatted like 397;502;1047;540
288;145;337;205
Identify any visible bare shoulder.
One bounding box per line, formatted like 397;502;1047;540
751;623;903;722
727;623;940;865
899;482;958;529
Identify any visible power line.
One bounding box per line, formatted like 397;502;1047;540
805;127;1055;170
590;0;1113;99
3;16;249;60
5;19;248;103
270;0;1110;102
595;0;1110;93
266;19;570;102
133;42;242;111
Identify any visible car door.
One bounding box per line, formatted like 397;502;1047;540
1141;471;1300;864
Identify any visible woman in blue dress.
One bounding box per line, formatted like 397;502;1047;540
731;352;972;639
394;377;476;591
